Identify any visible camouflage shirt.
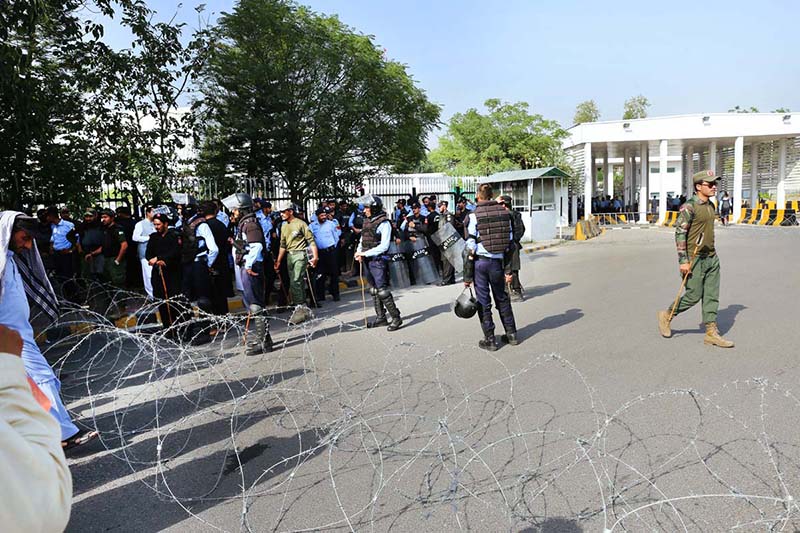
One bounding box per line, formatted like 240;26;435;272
675;195;716;264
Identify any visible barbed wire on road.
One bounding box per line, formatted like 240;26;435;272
40;282;800;531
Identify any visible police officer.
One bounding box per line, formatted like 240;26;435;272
499;195;525;301
99;209;128;288
46;206;77;293
201;201;232;316
435;200;458;286
227;193;272;355
657;170;734;348
178;203;216;343
463;184;518;351
273;202;318;325
355;194;402;331
77;208;105;282
310;207;342;302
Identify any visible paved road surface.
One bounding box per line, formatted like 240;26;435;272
64;225;800;532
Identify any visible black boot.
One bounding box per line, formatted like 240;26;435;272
246;307;271;355
478;336;498;351
379;289;403;331
367;291;388;328
501;332;520;345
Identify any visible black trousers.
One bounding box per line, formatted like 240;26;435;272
315;246;340;300
152;266;180;330
209;263;230;315
428;241;442;273
441;254;455;284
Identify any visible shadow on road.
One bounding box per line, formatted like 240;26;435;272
522;282;571;300
517;308;584;339
68;427;327;532
717;303;747;334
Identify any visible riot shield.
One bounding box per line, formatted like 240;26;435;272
409;237;438;285
430;223;465;274
387;241;411;289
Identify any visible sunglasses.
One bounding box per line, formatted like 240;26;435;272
702;181;718;187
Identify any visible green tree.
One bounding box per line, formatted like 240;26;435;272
0;0;115;209
773;107;791;113
728;105;760;113
573;100;600;125
194;0;440;204
428;99;567;176
622;95;650;120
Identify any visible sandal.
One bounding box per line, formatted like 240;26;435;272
62;429;99;451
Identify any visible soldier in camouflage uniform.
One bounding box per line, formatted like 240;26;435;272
657;170;734;347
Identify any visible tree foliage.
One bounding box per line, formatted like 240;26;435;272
573;100;600;125
0;0;113;209
728;105;760;113
427;99;567;176
194;0;440;204
0;1;204;210
728;106;792;113
622;94;650;120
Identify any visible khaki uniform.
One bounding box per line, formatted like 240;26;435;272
279;218;316;305
670;195;719;323
659;169;733;348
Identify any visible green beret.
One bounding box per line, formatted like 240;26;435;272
693;169;718;184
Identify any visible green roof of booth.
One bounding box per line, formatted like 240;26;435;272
479;166;572;184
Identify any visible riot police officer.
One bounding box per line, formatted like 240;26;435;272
354;194;402;331
463;184;519;351
224;193;272;355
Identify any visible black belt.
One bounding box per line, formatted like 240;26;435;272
319;246;336;252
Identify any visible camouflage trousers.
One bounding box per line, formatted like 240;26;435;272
669;255;720;324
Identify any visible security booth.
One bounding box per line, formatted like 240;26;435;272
479;167;571;242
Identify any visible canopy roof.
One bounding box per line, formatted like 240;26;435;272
479;166;571;184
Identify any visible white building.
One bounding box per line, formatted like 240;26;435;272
563;113;800;224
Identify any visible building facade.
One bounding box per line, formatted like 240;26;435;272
563;113;800;224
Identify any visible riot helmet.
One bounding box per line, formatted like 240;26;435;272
452;288;478;319
355;193;383;214
221;192;254;212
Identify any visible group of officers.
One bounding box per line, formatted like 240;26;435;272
139;184;528;352
37;183;529;353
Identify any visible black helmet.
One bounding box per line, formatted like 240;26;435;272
221;192;254;211
453;288;478;319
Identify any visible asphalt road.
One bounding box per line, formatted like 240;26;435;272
65;224;800;532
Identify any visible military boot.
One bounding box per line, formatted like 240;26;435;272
657;310;672;338
379;290;403;331
246;308;272;355
288;305;311;325
704;322;734;348
367;292;388;328
501;331;520;345
478;336;498;351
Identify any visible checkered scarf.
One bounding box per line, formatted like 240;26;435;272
0;211;59;327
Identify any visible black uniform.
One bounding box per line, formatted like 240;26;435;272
205;216;232;315
145;230;182;331
179;215;214;340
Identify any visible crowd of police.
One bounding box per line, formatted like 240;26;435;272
28;183;528;354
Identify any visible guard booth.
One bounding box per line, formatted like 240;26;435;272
478;167;571;241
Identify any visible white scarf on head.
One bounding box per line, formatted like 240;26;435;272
0;211;59;326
